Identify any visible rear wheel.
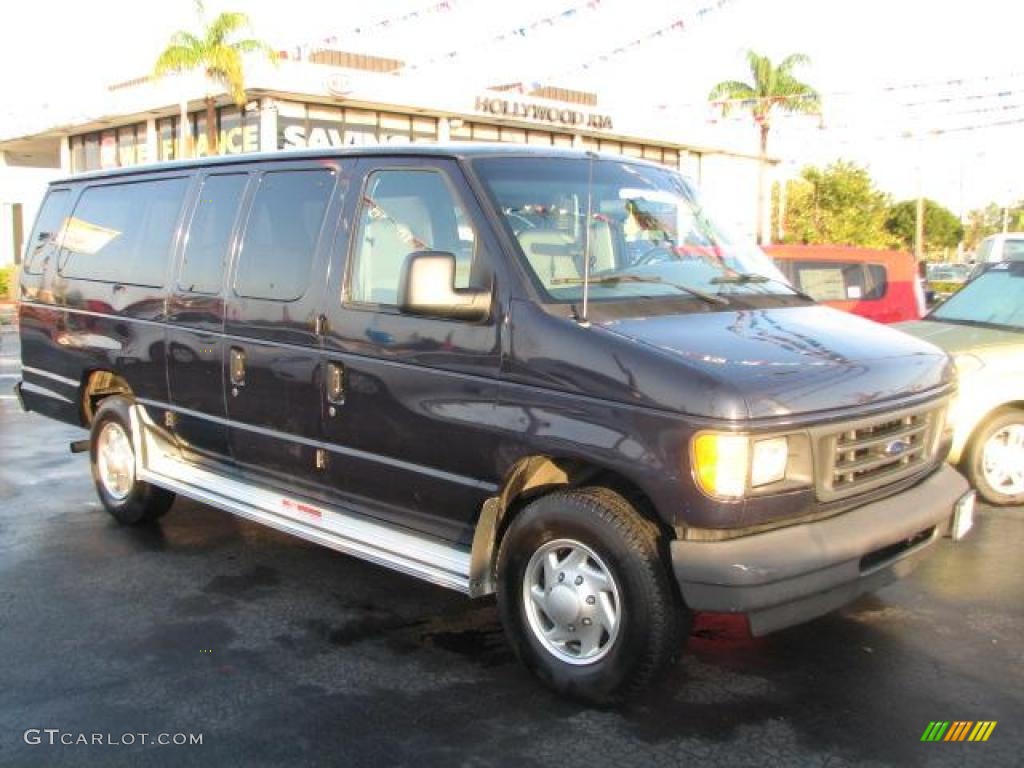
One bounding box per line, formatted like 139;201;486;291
90;396;175;524
964;409;1024;506
497;487;686;703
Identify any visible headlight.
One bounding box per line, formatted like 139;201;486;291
692;432;808;499
952;353;984;376
693;433;748;498
751;437;789;487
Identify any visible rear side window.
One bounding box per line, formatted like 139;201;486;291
1004;239;1024;262
791;261;887;301
234;169;334;301
24;189;70;275
179;174;248;295
59;177;189;287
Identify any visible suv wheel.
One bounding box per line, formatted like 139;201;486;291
497;487;686;703
965;409;1024;506
90;396;175;524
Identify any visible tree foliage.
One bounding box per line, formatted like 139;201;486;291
154;1;275;105
963;201;1024;249
708;50;820;244
708;50;821;153
781;161;895;248
885;199;963;251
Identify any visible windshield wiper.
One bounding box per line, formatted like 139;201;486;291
710;272;815;301
552;274;728;305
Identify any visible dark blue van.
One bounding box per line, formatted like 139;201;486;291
16;146;973;702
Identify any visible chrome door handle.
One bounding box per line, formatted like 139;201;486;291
326;361;345;405
229;347;246;387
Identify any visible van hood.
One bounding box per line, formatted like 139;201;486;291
598;305;953;419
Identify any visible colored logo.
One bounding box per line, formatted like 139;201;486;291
884;439;911;457
921;721;997;742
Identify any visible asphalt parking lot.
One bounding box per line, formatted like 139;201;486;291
1;318;1022;767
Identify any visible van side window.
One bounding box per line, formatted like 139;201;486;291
59;178;189;287
234;169;334;301
791;261;887;301
23;189;70;275
349;169;476;306
179;174;248;295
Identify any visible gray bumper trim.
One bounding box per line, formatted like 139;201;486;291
671;464;969;635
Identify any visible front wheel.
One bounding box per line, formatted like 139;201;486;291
90;396;175;525
497;487;687;703
964;409;1024;506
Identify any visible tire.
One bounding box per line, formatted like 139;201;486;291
496;487;687;703
964;408;1024;506
89;396;175;525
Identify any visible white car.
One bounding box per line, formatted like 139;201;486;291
976;232;1024;265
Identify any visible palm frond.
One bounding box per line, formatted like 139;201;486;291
708;80;755;116
709;49;820;123
154;6;272;103
232;37;279;65
154;33;204;75
205;46;247;105
777;53;811;75
708;80;756;101
206;11;251;46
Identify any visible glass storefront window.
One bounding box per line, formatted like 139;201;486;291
500;127;526;144
65;99;684;174
83;134;100;171
158;117;179;161
449;121;473;141
116;126;138;167
70;136;85;173
472;124;499;141
217;106;260;155
413;117;437;142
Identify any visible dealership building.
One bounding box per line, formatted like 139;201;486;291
0;50;770;267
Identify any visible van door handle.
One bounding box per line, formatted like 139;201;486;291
326;361;345;406
229;347;246;388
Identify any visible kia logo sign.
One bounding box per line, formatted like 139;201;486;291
326;74;352;97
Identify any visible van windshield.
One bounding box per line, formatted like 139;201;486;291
472;157;791;303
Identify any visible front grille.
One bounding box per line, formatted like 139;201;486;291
815;402;945;501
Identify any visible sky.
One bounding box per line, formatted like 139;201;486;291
1;0;1021;212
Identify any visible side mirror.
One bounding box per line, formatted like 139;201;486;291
398;251;491;321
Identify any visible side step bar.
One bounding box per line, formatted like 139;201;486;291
129;406;472;594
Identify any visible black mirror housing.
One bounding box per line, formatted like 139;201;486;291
397;251;491;321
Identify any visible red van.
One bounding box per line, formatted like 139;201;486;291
766;245;923;324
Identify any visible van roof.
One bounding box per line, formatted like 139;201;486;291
52;143;668;185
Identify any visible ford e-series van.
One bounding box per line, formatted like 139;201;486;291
16;146;973;702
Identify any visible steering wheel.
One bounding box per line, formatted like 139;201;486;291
633;243;678;266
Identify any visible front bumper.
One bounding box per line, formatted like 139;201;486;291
671;464;969;635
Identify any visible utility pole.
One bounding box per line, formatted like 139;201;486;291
915;194;925;261
914;134;926;261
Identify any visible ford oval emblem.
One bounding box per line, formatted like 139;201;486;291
884;439;910;456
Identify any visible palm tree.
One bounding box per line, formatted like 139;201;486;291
709;50;820;243
154;1;276;157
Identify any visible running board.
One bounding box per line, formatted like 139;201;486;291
128;406;472;594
